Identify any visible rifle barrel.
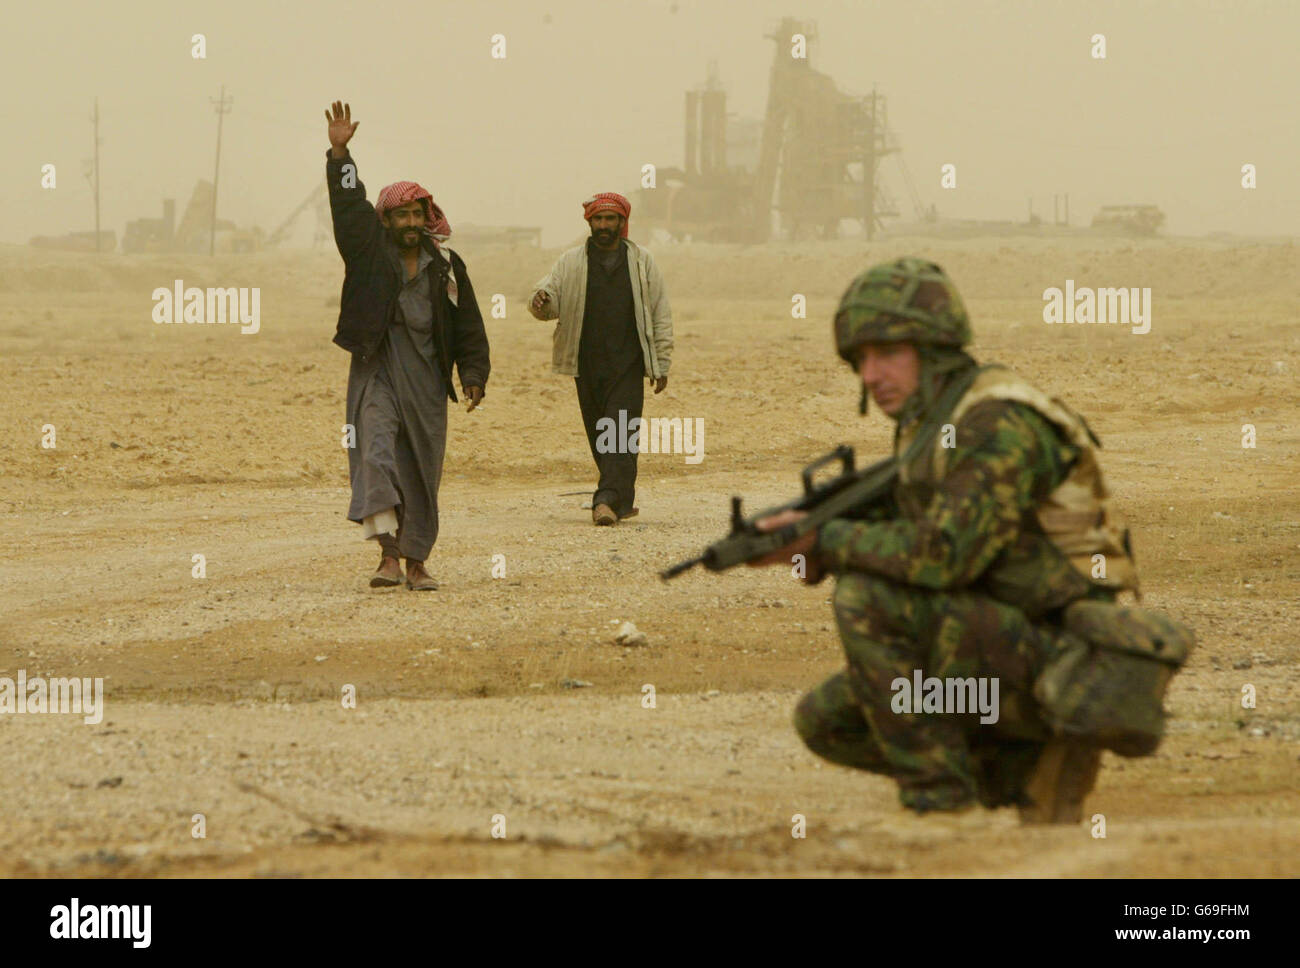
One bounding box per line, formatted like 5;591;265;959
659;556;705;581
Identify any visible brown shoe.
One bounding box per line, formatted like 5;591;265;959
617;507;639;520
370;555;403;588
592;503;618;526
405;560;439;591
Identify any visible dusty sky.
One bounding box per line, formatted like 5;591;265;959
6;0;1296;246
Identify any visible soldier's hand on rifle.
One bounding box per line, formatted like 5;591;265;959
748;509;822;582
325;101;359;159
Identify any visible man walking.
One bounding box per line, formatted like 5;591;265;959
528;193;673;526
324;101;490;590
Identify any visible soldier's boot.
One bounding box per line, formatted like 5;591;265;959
875;793;1020;842
1017;738;1102;824
899;776;979;814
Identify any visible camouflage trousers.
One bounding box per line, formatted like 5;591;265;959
794;572;1066;813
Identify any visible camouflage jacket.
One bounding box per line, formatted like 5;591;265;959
815;398;1102;619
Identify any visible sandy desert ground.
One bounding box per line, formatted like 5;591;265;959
0;236;1297;876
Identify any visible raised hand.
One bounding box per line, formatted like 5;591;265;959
324;101;359;156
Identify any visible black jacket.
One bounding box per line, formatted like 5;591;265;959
325;148;490;402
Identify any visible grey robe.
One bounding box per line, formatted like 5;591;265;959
345;243;449;562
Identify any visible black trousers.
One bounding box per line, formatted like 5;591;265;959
575;360;644;516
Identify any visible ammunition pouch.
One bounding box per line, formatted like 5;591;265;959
1034;600;1195;757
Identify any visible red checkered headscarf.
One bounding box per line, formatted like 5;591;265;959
376;181;452;246
583;192;630;238
375;180;458;304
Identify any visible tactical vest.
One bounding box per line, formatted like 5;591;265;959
894;365;1140;596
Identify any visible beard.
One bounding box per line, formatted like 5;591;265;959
390;225;423;248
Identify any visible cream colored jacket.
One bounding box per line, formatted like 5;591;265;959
529;240;673;379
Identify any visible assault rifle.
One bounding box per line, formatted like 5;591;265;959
660;363;986;581
659;446;897;580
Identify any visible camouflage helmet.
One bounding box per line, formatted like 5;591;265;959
833;257;971;364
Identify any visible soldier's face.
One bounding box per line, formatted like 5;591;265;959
857;342;921;417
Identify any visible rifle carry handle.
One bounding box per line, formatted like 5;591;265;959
801;445;855;496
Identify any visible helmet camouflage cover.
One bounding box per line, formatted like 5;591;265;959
833;257;972;364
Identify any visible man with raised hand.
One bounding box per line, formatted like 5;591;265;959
324;101;490;591
529;193;673;527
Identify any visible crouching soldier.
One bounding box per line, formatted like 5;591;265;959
750;257;1193;822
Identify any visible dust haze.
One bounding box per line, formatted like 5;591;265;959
1;0;1298;878
6;0;1298;244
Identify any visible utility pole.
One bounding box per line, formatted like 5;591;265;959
209;85;233;256
91;98;101;253
865;86;878;241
